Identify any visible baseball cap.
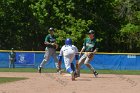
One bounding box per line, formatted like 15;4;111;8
48;27;54;31
88;30;95;34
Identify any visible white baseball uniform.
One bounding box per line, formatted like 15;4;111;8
59;45;78;71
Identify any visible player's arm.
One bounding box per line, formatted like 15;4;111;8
58;48;63;62
44;41;54;46
44;41;50;45
87;42;98;58
74;46;79;72
80;47;85;54
79;39;86;57
44;35;58;48
45;41;58;49
58;46;64;69
92;48;98;54
75;46;79;61
44;35;52;45
73;46;79;70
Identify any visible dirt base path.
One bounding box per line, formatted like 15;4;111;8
0;72;139;93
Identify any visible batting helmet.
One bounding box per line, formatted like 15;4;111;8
65;38;72;45
48;27;54;31
88;30;95;34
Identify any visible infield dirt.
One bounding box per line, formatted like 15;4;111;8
0;72;139;93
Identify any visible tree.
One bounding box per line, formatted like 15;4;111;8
114;0;140;52
0;0;41;50
30;0;92;49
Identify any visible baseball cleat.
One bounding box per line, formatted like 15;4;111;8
57;70;62;75
75;70;80;77
93;71;98;78
38;67;42;73
72;77;75;81
76;73;80;77
57;69;63;74
74;72;79;78
71;72;75;81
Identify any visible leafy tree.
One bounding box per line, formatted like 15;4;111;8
30;0;93;50
0;0;140;52
114;0;140;52
0;0;41;50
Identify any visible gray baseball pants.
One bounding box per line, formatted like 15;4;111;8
39;47;59;69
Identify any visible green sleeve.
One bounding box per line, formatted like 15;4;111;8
45;34;50;42
83;38;86;47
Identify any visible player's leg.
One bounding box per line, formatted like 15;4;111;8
12;61;15;68
67;67;75;81
9;60;12;68
64;56;75;81
11;60;15;68
71;63;75;72
52;49;61;73
69;54;78;78
38;48;51;73
71;62;78;78
76;54;86;77
69;54;75;72
84;55;98;77
13;58;16;68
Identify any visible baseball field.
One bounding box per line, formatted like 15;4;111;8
0;68;140;93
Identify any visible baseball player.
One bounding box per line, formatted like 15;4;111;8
38;27;61;73
9;48;16;68
76;30;98;77
58;38;79;81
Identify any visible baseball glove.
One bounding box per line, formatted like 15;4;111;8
85;52;94;58
88;53;94;58
52;43;58;49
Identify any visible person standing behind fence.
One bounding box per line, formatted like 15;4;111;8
76;30;98;77
9;48;16;68
38;27;61;73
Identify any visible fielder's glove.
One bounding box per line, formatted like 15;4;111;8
88;53;94;58
85;52;94;58
52;43;58;49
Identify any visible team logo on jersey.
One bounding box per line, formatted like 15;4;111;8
50;38;55;42
86;43;94;47
49;36;56;42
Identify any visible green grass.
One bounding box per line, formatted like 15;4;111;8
0;77;28;84
0;68;140;75
0;68;37;72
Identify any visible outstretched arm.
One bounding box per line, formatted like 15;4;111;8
79;46;85;57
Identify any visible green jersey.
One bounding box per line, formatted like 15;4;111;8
83;37;97;52
9;51;16;62
9;52;16;58
45;34;57;48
